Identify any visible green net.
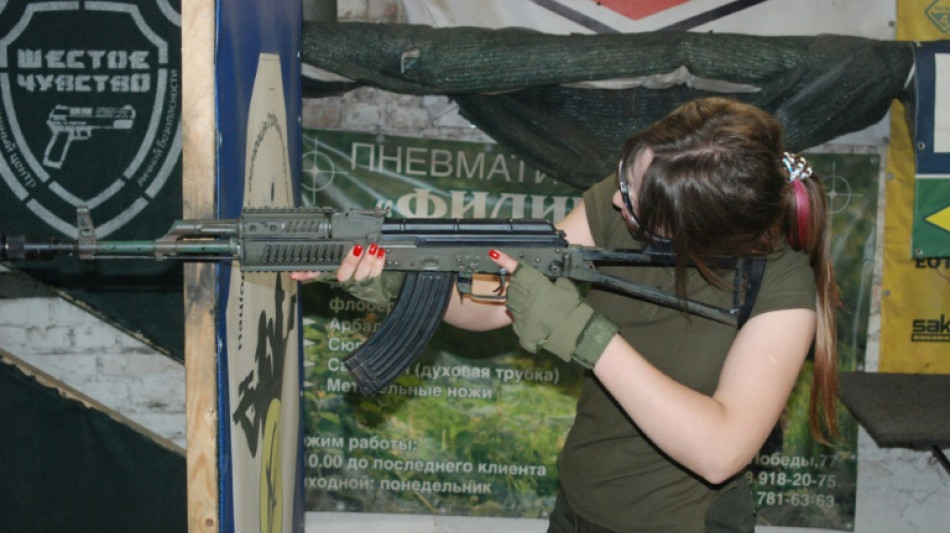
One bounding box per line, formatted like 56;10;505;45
301;22;913;188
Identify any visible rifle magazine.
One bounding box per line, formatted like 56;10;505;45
343;271;454;395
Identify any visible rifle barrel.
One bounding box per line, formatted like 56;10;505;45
0;234;235;262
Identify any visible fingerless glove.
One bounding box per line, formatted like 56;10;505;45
505;264;618;368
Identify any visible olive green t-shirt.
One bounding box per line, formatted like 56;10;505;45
558;175;816;532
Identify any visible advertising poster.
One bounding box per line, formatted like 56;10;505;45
880;0;950;372
301;130;584;517
746;150;879;530
299;130;876;530
911;40;950;258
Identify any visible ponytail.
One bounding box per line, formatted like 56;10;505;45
783;152;842;442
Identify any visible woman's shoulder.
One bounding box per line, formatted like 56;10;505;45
582;175;638;248
765;243;811;276
751;244;816;316
583;174;618;208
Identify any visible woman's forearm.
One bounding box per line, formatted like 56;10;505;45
592;309;813;484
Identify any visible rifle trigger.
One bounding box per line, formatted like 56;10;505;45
494;268;508;295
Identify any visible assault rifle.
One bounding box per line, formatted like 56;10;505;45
1;206;764;395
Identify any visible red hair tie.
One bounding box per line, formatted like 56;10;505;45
791;179;810;247
783;152;813;248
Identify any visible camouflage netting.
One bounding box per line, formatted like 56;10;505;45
301;22;915;189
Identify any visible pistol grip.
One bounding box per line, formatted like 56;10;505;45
43;131;69;169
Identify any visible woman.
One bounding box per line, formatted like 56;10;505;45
292;97;839;532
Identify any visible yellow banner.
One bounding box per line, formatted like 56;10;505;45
880;0;950;372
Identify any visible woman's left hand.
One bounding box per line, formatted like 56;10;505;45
486;248;519;273
487;249;617;368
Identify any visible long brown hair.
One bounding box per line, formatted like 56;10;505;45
618;97;841;441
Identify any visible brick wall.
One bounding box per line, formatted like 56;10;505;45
0;269;186;448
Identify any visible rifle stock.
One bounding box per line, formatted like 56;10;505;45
1;206;764;396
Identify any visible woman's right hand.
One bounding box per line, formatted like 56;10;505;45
288;243;387;283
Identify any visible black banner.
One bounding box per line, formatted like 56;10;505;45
0;0;184;359
0;353;186;532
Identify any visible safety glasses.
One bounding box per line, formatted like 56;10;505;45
616;160;641;230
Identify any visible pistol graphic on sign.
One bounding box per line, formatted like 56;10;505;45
43;105;136;169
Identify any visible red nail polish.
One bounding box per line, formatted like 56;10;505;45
353;244;363;257
376;247;386;258
368;243;378;255
488;249;500;259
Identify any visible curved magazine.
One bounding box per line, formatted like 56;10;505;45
343;271;455;395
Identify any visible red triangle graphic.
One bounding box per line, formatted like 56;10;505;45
597;0;691;20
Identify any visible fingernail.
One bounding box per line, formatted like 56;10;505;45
368;243;378;255
376;247;386;258
353;244;363;257
488;249;500;259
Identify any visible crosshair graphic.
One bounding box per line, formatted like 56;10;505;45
822;161;863;214
300;141;337;205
